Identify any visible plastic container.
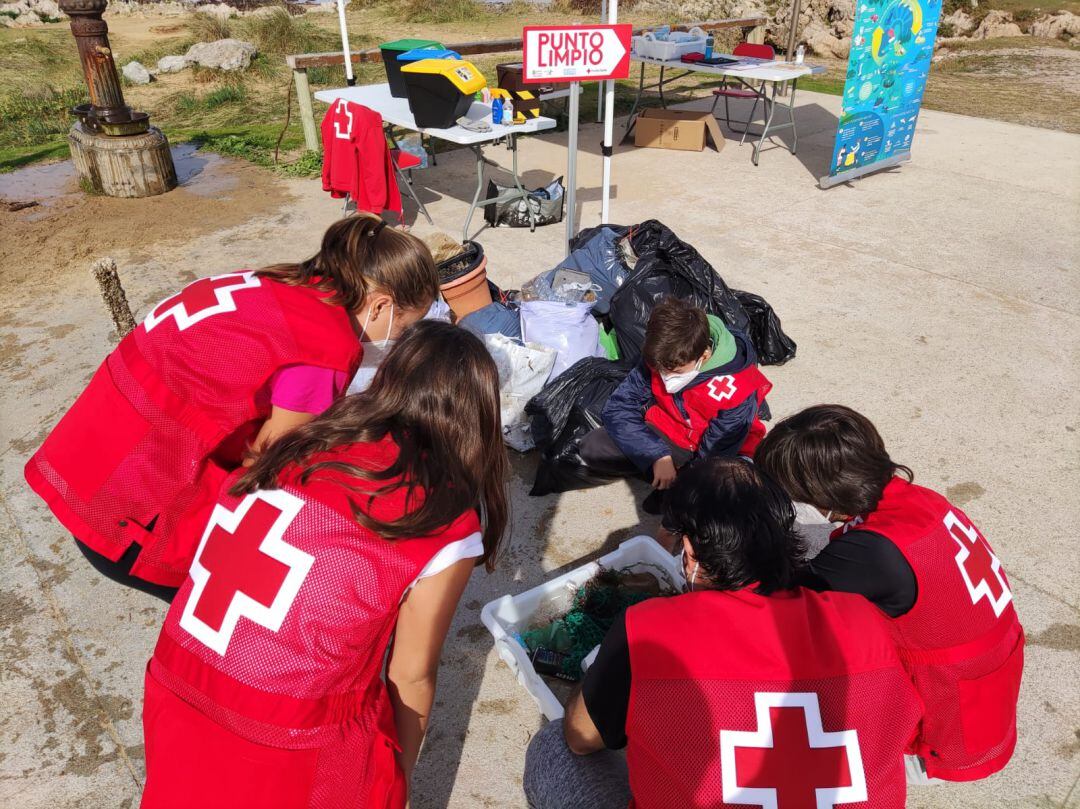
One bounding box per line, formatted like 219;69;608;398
401;59;487;129
632;30;707;61
481;536;680;720
438;240;492;320
380;38;442;98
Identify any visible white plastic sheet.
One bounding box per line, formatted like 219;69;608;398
519;300;605;380
483;334;557;452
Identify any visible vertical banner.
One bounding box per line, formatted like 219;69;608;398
819;0;942;188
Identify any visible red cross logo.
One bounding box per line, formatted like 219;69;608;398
179;489;313;656
143;271;260;333
707;375;737;403
944;511;1012;617
720;692;867;809
333;99;354;140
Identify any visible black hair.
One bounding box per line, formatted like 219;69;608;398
662;458;806;595
755;404;913;518
643;297;711;372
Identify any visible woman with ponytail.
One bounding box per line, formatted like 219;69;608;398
26;215;439;599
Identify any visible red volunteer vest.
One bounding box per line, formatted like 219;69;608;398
148;438;480;807
834;478;1024;780
644;365;771;456
625;588;922;809
24;273;362;586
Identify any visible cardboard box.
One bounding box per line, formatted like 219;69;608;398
634;108;725;153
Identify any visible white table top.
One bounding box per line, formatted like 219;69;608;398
314;83;557;145
632;53;825;82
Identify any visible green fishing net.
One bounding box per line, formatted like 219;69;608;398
521;567;673;680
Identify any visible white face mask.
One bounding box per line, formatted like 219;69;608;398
347;302;395;395
677;547;700;593
661;357;704;394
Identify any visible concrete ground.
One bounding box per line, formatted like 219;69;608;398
1;89;1078;809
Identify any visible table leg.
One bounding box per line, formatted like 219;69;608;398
788;79;799;155
658;65;667;109
508;134;538;232
623;61;646;138
752;82;780;167
463;145;487;242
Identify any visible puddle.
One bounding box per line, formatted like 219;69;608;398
0;143;240;213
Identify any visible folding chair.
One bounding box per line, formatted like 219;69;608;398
710;43;776;144
390;147;433;226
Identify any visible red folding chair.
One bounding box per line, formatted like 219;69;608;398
710;43;776;144
390;147;433;226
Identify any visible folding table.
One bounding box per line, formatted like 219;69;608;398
314;83;557;239
624;54;826;165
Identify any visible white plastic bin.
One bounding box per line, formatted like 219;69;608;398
631;33;707;61
480;535;680;720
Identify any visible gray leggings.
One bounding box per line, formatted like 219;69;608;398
523;720;632;809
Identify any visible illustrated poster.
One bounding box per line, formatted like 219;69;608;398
827;0;943;180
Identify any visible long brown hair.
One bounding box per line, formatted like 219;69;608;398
756;404;914;518
257;215;439;313
234;321;509;569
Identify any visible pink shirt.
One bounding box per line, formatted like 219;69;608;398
267;364;349;414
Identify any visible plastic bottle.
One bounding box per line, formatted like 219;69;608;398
705;35;714;59
795;44;805;64
503;98;514;125
491;97;503;126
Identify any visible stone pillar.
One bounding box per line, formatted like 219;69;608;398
59;0;177;196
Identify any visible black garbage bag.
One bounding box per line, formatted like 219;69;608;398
608;220;751;364
733;290;797;366
526;357;631;496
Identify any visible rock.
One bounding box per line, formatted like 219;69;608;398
972;10;1023;39
943;8;976;34
156;54;190;73
184;38;256;71
802;19;849;58
123;60;152;85
12;10;40;25
1030;11;1080;40
0;0;31;14
194;2;236;18
29;0;59;17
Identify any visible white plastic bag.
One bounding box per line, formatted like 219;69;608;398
483;333;557;451
424;299;452;322
519;300;605;380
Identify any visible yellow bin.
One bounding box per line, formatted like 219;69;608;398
401;59;486;129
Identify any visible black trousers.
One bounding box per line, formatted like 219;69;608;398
75;537;179;603
579;427;693;518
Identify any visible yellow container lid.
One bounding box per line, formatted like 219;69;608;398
401;59;487;95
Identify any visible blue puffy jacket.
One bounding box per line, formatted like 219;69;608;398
601;329;760;471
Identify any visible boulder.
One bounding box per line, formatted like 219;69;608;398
156;54;190;73
1030;11;1080;40
12;10;40;25
802;19;849;58
194;2;236;18
0;0;31;14
123;60;152;85
184;38;257;71
30;0;59;17
943;8;976;34
972;10;1023;39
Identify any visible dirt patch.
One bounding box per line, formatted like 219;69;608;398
0;151;289;301
946;481;987;506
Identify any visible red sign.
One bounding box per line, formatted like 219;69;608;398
522;24;633;84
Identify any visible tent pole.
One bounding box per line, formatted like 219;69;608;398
337;0;355;86
565;83;579;257
600;0;618;225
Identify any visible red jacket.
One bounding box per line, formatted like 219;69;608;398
321;99;403;217
25;273;361;586
142;438;479;809
644;364;771;457
834;479;1024;780
625;587;922;809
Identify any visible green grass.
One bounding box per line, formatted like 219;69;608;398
204;83;247;108
0;85;87;148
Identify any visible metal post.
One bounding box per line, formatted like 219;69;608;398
565;83;579;256
293;68;321;153
600;0;619;225
785;0;802;60
336;0;355;86
597;0;607;123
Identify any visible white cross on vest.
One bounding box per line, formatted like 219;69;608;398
719;691;868;809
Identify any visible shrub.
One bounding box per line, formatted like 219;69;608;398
187;11;233;42
399;0;484;24
239;7;341;56
204;83;247;108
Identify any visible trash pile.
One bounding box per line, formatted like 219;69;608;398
517;567;677;681
426;220;796;475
